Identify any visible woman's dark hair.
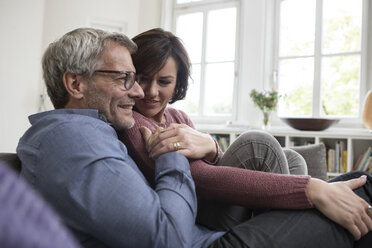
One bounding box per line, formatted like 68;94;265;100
132;28;191;104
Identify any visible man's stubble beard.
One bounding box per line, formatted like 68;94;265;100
86;84;135;130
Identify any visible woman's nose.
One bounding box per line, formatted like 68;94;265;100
143;81;158;97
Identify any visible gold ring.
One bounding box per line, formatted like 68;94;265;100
173;142;180;151
367;205;372;215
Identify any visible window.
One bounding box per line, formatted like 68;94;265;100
275;0;365;118
171;0;239;120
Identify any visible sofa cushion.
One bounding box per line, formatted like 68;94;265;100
291;143;328;181
0;160;80;247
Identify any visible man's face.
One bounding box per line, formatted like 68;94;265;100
84;42;144;130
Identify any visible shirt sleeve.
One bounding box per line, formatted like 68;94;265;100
36;120;197;248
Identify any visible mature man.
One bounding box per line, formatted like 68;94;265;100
17;28;372;248
17;27;221;247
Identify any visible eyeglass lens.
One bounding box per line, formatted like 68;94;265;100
125;72;136;90
94;70;136;90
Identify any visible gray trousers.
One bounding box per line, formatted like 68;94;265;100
208;171;372;248
196;131;372;247
216;130;307;175
197;130;308;230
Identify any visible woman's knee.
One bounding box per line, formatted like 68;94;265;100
236;131;280;146
224;131;289;174
283;149;308;175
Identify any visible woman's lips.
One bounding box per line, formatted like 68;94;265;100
142;99;159;107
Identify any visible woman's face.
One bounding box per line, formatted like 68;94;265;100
135;56;177;123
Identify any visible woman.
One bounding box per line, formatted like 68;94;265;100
117;28;372;238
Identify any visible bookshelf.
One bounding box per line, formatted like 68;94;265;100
196;124;372;177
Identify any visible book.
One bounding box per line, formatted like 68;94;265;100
335;142;340;173
342;150;347;173
339;141;346;173
353;154;363;171
217;136;229;152
327;149;335;173
356;147;372;171
360;152;372;172
364;157;372;173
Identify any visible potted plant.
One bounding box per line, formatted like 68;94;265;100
250;89;279;129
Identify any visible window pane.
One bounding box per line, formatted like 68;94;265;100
279;0;316;57
321;55;360;116
172;64;201;115
278;58;314;116
205;62;234;115
322;0;362;54
206;7;236;62
176;13;203;63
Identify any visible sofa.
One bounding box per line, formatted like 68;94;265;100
0;153;80;248
0;144;328;247
0;143;328;179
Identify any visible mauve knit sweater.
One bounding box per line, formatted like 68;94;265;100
118;108;313;209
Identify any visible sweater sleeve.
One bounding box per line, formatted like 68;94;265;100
118;110;312;209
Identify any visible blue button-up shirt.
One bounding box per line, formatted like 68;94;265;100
17;109;224;248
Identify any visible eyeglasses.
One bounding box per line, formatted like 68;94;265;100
94;70;137;90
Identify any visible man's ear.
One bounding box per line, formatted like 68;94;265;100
63;72;85;100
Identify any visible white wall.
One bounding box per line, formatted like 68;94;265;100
0;0;45;152
138;0;162;33
0;0;162;152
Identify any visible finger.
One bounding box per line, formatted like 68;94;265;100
145;127;164;152
363;204;372;230
345;175;367;190
139;126;152;143
349;199;371;239
158;125;187;141
157;128;178;141
151;138;182;158
349;224;362;240
152;128;186;153
154;126;164;136
355;215;369;238
361;212;372;234
167;123;186;129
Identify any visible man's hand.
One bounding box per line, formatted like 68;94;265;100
307;176;372;240
140;126;164;154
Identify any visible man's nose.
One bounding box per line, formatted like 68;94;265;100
129;81;144;99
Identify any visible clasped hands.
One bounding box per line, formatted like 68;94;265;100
139;123;217;161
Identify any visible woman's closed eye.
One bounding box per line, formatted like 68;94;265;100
158;80;172;86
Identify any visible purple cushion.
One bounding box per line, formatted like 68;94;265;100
0;161;80;248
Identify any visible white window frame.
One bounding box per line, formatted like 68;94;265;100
272;0;371;127
166;0;241;124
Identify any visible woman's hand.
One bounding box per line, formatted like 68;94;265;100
139;124;217;161
307;176;372;240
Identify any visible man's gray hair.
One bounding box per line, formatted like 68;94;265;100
42;27;137;109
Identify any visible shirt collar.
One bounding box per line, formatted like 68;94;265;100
29;109;108;125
